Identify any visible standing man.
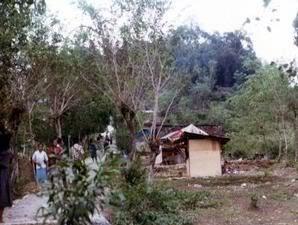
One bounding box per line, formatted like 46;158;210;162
88;139;97;163
32;144;48;184
0;132;13;223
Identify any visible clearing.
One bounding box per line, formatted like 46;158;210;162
162;161;298;225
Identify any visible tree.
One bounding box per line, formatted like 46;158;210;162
82;0;177;162
225;66;291;159
169;26;259;88
41;44;84;138
0;0;45;187
0;0;45;139
167;26;261;124
20;20;52;145
63;94;112;140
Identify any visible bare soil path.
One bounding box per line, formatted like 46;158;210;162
3;193;48;225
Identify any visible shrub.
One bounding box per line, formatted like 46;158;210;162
250;193;259;209
122;158;147;186
111;160;218;225
41;154;120;225
112;185;195;225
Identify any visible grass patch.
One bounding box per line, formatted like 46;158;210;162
165;175;283;189
112;185;219;225
271;191;292;201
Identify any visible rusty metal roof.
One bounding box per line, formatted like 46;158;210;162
144;122;227;139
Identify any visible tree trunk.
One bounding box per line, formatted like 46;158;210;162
277;135;282;162
10;156;19;195
283;130;288;161
295;128;298;162
281;115;288;161
148;152;158;183
276;115;283;162
261;131;267;157
120;103;137;161
28;112;35;147
294;117;298;162
10;130;19;195
55;117;62;138
148;140;160;183
151;92;159;137
127;119;136;161
6;107;24;194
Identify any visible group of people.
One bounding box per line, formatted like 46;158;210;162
87;133;112;162
31;134;112;184
0;133;111;223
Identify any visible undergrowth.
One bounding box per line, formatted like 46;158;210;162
111;159;219;225
41;156;219;225
41;154;120;225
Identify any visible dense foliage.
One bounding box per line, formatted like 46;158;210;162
0;0;45;138
224;66;292;158
198;63;298;161
166;26;261;124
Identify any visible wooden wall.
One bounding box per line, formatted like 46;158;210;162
187;139;222;177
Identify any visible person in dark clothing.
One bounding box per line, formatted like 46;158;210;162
0;132;13;223
103;134;110;150
88;139;97;163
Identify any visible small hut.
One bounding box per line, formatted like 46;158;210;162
161;124;229;177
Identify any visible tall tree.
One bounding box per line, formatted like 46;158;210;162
82;0;177;161
0;0;45;187
20;18;52;145
226;66;291;159
167;26;261;124
44;45;84;138
0;0;45;138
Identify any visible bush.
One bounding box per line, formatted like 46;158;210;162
112;185;195;225
111;160;218;225
250;193;259;209
122;158;147;186
41;154;120;225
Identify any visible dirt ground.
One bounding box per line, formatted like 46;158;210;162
9;159;298;225
164;161;298;225
14;156;38;199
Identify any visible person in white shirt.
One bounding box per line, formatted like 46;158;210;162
32;144;48;184
70;138;84;161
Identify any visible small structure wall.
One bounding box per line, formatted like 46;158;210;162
187;139;222;177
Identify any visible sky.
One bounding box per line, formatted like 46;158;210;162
46;0;298;63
